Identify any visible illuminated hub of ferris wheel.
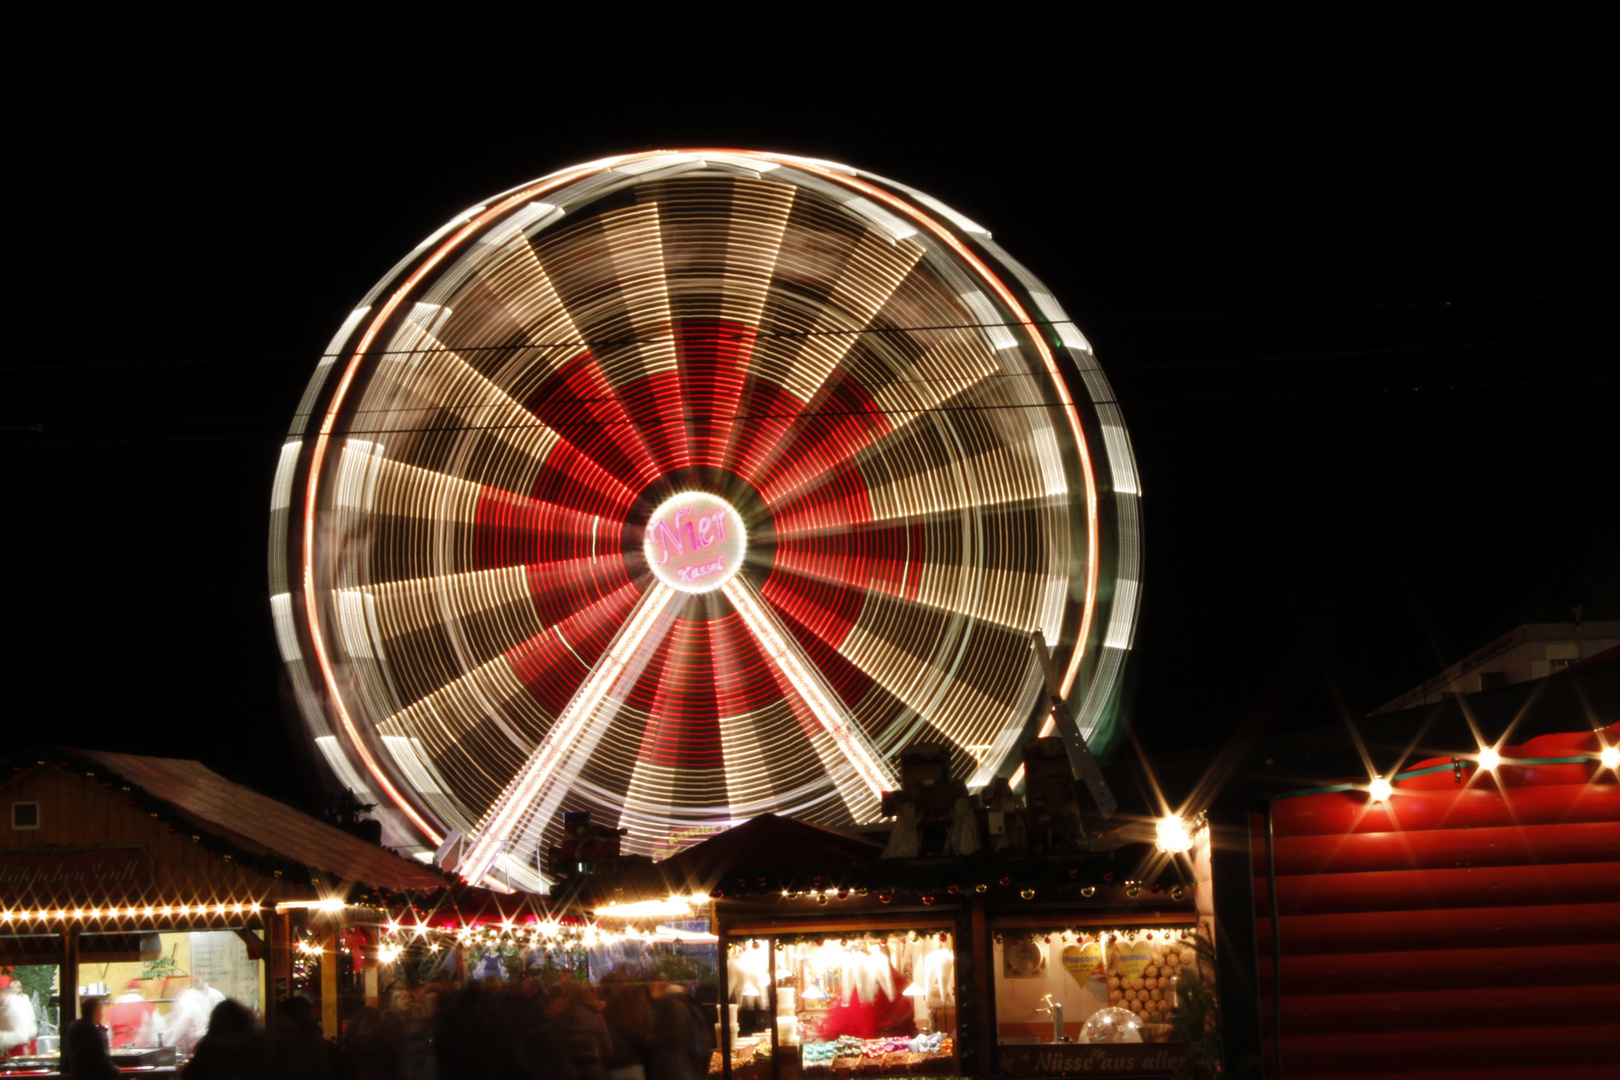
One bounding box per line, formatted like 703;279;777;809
269;150;1142;890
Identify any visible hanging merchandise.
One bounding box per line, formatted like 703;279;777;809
739;932;957;1077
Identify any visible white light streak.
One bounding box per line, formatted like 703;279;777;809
460;584;684;881
1100;420;1141;496
383;736;448;796
270;592;302;662
723;579;895;807
316;735;377;803
870;177;990;236
961;290;1021;352
270;441;302;513
1103;578;1139;651
842;196;918;241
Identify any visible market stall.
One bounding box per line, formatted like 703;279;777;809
623;800;1213;1080
713;896;964;1080
1;747;450;1073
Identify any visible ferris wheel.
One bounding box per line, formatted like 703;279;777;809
269;150;1141;889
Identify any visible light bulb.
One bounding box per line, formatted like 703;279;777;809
1155;816;1194;853
1368;776;1393;801
1477;746;1501;770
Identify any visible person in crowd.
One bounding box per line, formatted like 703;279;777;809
600;970;652;1080
434;978;548;1080
648;981;710;1080
345;1004;405;1080
552;979;611;1080
389;982;438;1080
60;1017;118;1080
182;999;266;1080
267;995;352;1079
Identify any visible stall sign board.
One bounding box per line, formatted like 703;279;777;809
999;1043;1186;1076
0;846;154;901
649;824;725;861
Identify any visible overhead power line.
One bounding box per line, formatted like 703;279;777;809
4;288;1616;372
7;373;1615;448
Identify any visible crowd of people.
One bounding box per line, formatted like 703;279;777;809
51;971;715;1080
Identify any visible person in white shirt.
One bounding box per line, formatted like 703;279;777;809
0;975;39;1057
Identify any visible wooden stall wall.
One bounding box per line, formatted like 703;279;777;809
1252;727;1619;1080
2;765;270;912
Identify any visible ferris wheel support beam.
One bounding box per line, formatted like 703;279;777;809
723;578;897;810
459;582;685;882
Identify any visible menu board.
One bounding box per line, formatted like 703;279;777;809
189;931;262;1010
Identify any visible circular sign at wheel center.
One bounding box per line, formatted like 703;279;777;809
644;492;747;594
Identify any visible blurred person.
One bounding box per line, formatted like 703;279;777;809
388;983;437;1080
648;981;710;1080
105;981;157;1049
0;974;39;1058
60;1017;118;1080
434;980;537;1080
183;999;266;1080
267;995;351;1079
61;1023;118;1080
547;980;610;1080
600;971;651;1080
345;1004;405;1080
168;984;215;1056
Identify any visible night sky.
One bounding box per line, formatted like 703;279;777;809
8;18;1614;817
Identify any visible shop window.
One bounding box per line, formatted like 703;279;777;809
990;926;1202;1073
0;953;59;1056
79;929;267;1053
721;930;957;1078
10;801;40;830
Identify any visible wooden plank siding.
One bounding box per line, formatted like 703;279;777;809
1251;724;1620;1078
3;762;275;922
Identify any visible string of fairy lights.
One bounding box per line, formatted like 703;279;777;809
273;149;1142;883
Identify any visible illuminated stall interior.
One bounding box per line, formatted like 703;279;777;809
716;926;958;1080
990;923;1202;1044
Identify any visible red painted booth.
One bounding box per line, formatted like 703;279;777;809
1250;722;1619;1079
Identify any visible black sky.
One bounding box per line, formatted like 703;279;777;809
7;16;1615;813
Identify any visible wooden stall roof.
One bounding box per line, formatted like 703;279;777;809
72;749;450;894
657;813;884;894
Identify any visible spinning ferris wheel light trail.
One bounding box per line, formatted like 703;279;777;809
270;150;1143;888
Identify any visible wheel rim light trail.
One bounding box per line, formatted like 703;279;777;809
271;150;1143;886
